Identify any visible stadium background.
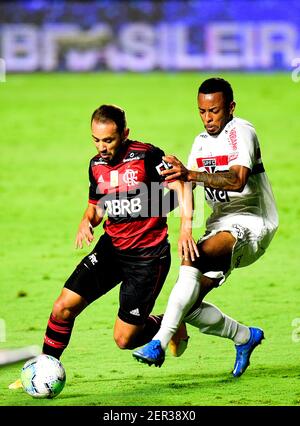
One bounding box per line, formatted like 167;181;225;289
1;0;300;407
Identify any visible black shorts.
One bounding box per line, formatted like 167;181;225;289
64;233;171;325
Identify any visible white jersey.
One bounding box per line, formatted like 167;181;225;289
187;117;278;238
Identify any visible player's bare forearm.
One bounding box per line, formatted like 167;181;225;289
162;156;249;192
187;170;239;190
168;180;199;261
188;165;250;191
161;189;179;215
89;205;104;227
167;181;192;218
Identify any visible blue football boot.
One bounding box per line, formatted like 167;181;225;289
232;327;264;377
132;340;165;367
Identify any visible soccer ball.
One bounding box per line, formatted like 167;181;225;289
21;354;66;398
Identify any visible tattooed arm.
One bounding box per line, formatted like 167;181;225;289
162;155;250;192
188;166;250;191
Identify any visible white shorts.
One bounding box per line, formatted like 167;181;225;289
198;215;277;285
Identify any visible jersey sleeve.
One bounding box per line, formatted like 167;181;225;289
228;124;257;170
144;145;168;183
88;161;100;205
144;145;178;213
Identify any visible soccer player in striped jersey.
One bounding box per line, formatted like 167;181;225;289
10;104;195;389
133;78;279;378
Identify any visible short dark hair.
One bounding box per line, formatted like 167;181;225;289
198;78;234;106
91;104;127;134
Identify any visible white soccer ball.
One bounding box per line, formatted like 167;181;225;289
21;354;66;399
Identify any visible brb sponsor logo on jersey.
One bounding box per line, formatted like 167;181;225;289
94;157;174;218
102;169;143;217
104;197;142;217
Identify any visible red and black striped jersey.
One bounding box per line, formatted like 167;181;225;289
88;139;171;250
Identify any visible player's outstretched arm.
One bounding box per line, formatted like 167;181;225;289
162;155;250;192
168;180;199;262
75;203;104;249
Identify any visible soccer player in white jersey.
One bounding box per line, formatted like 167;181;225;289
133;77;279;377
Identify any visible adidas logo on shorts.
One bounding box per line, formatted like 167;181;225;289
130;308;140;316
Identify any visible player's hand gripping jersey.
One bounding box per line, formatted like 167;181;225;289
89;140;171;250
187;118;278;235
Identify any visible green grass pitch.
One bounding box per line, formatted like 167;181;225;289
0;72;299;406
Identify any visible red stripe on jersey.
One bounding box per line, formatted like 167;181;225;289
130;141;153;151
128;146;152;153
104;217;168;250
196;155;228;168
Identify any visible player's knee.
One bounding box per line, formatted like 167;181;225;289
200;239;225;260
200;232;235;258
199;239;214;257
52;299;75;321
114;333;134;350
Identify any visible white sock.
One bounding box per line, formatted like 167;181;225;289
153;265;201;350
184;302;250;345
